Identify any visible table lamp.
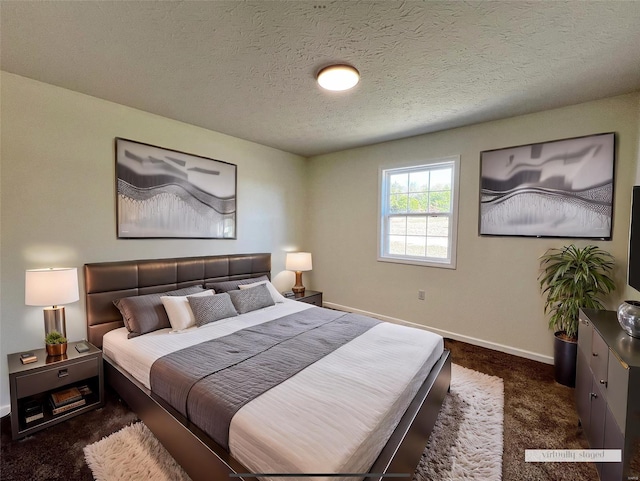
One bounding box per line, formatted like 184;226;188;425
286;252;312;295
25;267;79;338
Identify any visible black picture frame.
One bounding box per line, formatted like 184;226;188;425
115;138;237;239
629;186;640;291
479;132;615;239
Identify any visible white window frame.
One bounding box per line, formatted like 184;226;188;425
378;155;460;269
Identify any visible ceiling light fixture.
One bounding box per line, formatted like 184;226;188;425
317;64;360;91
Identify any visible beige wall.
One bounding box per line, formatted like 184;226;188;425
1;71;638;414
307;93;640;362
620;93;640;300
0;72;308;411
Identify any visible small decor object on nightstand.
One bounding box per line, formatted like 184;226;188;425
44;330;68;356
286;252;312;295
20;353;37;364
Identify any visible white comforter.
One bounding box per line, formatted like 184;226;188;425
103;301;444;480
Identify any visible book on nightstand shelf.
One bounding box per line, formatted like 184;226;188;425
50;397;86;415
77;384;92;396
23;400;44;423
50;387;83;408
25;411;44;423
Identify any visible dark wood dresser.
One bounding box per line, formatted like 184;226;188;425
576;308;640;480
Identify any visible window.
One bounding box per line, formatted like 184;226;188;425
378;156;460;268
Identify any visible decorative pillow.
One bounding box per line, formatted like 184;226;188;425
188;293;238;327
161;290;214;332
114;285;205;338
238;280;287;303
228;283;275;314
204;275;269;293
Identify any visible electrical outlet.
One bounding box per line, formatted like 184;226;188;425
418;290;425;301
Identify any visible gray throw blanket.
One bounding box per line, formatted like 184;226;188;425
150;307;380;449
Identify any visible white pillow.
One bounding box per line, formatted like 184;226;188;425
238;280;287;303
161;289;214;331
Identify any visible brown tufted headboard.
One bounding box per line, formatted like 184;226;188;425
84;253;271;348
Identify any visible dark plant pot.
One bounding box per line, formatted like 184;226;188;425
554;332;577;387
46;342;67;356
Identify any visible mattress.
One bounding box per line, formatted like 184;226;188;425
103;300;444;480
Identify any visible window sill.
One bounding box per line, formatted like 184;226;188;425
377;255;456;269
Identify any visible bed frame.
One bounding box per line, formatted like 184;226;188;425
85;253;451;481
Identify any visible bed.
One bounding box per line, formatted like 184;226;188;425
85;253;451;481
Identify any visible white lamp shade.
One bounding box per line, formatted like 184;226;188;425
25;268;79;306
286;252;313;272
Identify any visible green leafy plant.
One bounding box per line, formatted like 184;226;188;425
45;330;67;345
539;245;616;340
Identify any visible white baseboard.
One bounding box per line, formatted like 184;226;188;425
324;301;553;365
0;405;10;418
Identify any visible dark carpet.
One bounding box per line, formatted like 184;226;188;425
1;388;137;481
0;339;597;481
446;339;596;481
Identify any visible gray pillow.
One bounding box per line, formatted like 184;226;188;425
188;293;238;327
228;283;275;314
205;275;269;293
114;285;205;338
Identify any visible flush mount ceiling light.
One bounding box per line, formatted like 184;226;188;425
317;64;360;91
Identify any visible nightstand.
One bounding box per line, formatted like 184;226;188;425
294;290;323;306
8;341;104;440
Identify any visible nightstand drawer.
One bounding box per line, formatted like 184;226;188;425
15;357;99;399
298;293;322;306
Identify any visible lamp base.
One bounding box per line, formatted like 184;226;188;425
292;271;305;295
43;307;66;338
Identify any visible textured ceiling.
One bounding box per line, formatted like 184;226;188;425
2;1;640;157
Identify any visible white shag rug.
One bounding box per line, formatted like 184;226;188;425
84;422;190;481
84;364;503;481
414;364;504;481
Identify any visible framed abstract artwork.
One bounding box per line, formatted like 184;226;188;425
115;138;237;238
479;132;615;239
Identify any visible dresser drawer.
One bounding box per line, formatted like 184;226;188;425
578;316;593;359
607;350;630;434
591;329;609;386
601;405;625;481
588;381;607;450
575;349;592;431
15;357;99;399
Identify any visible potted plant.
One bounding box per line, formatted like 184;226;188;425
45;330;68;356
539;245;616;387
